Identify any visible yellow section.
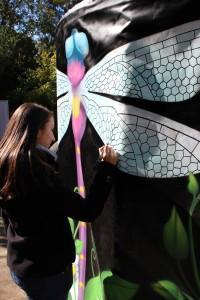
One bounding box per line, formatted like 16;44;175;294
76;146;80;154
72;96;80;118
79;254;86;260
80;222;86;228
79;281;84;288
72;264;76;275
79;186;85;194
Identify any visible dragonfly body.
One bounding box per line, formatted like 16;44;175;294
65;29;89;300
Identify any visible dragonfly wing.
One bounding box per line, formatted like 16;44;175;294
57;69;71;98
57;69;72;143
82;90;200;178
84;20;200;102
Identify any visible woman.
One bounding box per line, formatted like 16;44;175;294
0;103;118;300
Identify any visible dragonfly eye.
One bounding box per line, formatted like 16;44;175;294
65;36;74;59
74;32;89;58
65;29;89;61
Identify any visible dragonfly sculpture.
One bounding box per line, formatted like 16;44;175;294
57;18;200;300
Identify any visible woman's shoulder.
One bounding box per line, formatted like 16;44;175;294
30;147;59;186
32;147;57;167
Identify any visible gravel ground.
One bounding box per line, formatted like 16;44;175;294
0;217;26;300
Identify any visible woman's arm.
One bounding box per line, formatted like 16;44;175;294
34;144;118;222
54;160;116;222
49;145;118;221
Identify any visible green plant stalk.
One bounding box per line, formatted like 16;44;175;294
90;248;96;278
89;224;105;299
90;236;100;280
89;224;101;274
73;221;80;239
176;261;199;299
189;203;200;292
182;291;195;300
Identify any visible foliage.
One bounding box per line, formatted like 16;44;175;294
0;25;37;110
188;173;200;216
0;1;84;115
163;206;189;260
0;0;70;117
0;0;67;42
152;280;185;300
23;45;57;111
160;174;200;299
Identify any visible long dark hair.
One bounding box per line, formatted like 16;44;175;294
0;103;54;199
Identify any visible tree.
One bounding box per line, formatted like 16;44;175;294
0;25;37;111
24;45;57;111
0;0;82;114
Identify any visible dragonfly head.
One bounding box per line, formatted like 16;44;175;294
65;28;89;60
65;28;89;86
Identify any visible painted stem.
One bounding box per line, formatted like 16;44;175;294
72;97;87;300
74;142;87;300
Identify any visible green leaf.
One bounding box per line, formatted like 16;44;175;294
189;194;200;216
101;270;113;283
74;186;79;193
68;217;75;235
75;239;83;255
67;292;73;300
103;274;139;300
84;276;104;300
163;206;189;260
188;173;199;197
152;280;184;300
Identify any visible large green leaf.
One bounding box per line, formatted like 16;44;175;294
75;239;83;255
84;275;104;300
101;270;113;283
163;206;189;260
103;274;139;300
152;280;184;300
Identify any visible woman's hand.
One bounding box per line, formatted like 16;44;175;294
98;144;119;166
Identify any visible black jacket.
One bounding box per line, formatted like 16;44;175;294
0;149;116;278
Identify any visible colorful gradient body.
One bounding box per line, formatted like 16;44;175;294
65;28;89;300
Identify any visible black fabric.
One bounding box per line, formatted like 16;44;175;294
55;1;200;298
56;0;200;70
113;172;197;282
0;149;116;278
56;0;200;131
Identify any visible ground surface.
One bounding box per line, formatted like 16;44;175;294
0;217;26;300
